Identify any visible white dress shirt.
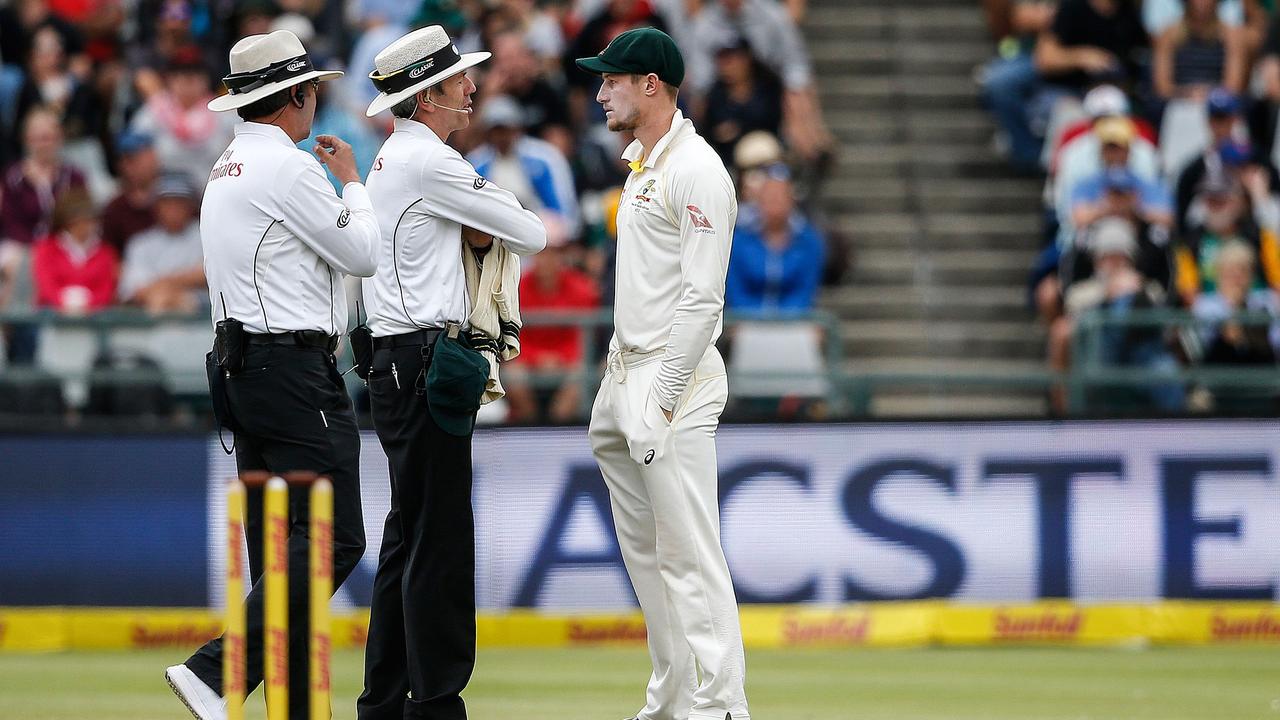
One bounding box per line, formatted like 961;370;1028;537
613;109;737;411
363;117;546;337
200;122;380;335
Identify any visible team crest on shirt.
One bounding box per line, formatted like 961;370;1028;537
628;178;660;212
337;208;351;228
686;205;714;231
634;178;656;203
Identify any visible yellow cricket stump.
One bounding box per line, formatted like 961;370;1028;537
226;472;332;719
309;478;333;720
224;480;246;720
264;476;289;719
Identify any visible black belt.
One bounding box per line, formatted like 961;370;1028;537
246;330;339;352
373;328;444;350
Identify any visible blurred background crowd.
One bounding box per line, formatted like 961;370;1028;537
9;0;1280;425
0;0;842;424
980;0;1280;414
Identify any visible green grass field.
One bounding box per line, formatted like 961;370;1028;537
1;646;1277;719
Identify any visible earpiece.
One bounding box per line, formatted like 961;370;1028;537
293;84;306;108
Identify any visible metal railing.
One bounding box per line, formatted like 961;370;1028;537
3;307;1279;421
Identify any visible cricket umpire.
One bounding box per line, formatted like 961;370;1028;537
165;30;379;720
356;25;546;720
577;28;750;720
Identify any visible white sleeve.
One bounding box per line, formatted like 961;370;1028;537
420;152;547;256
117;242;148;300
280;162;380;277
768;10;814;91
650;162;736;411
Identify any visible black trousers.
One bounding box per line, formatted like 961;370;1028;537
187;344;366;718
357;344;476;720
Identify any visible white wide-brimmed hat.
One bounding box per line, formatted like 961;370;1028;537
208;30;343;112
366;25;490;117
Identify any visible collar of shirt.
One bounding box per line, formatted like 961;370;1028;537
393;117;445;145
57;231;101;264
233;121;297;148
622;109;694;171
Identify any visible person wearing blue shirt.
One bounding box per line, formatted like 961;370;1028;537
726;163;825;313
468;94;580;239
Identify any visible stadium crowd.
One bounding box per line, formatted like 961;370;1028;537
0;0;837;423
980;0;1280;413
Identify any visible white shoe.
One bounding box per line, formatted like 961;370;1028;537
165;664;227;720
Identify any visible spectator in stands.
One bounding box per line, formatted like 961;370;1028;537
978;0;1057;171
1070;165;1175;290
1145;0;1268;55
31;188;118;313
1050;88;1160;243
687;0;832;166
1035;0;1148;92
118;172;204;314
1034;0;1147;155
1049;217;1184;413
1151;0;1246;106
503;235;600;423
1068;117;1174;242
1173;168;1280;304
484;30;573;155
0;0;85;162
14;25;98;149
1255;13;1280;160
127;0;209;85
1;107;86;250
127;46;234;188
1051;85;1159;171
702;34;783;166
496;0;566;68
99;132;158;254
1172;89;1260;234
470;95;582;241
726;163;825;313
1192;239;1280;365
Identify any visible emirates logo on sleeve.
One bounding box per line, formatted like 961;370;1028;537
686;205;713;230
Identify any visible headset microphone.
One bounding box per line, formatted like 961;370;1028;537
424;89;472;114
427;98;472;114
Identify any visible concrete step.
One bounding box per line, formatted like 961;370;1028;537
831;144;1011;179
818;76;982;111
804;6;987;42
850;248;1037;286
842;356;1046;376
829;109;995;145
811;40;991;73
823;176;1041;213
839;319;1045;359
870;391;1047;418
841;228;1040;250
826;211;1039;235
823;284;1029;321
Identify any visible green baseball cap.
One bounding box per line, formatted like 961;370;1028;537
575;27;684;88
426;333;490;436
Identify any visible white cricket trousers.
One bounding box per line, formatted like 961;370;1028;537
588;346;750;720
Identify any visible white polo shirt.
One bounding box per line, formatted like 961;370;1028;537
200;122;380;335
363;118;546;337
613;109;737;411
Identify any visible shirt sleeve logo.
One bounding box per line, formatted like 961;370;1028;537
473;177;487;190
686;205;714;230
337;208;351;228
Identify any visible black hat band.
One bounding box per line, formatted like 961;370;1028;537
223;54;314;95
370;44;462;95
